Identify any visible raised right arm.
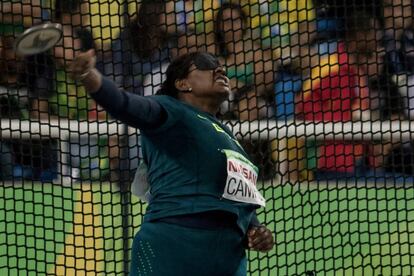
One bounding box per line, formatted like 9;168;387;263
69;50;166;130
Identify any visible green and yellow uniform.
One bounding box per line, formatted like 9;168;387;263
131;96;264;276
92;75;265;276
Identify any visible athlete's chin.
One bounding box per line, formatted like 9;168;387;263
216;87;231;98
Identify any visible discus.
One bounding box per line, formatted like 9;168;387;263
14;23;63;57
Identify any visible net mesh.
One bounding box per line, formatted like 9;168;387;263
1;0;414;275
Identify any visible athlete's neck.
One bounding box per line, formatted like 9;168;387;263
179;95;221;116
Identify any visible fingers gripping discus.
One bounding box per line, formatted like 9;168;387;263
14;23;63;56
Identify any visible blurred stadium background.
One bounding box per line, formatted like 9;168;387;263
1;0;414;275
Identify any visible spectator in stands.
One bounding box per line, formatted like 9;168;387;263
108;0;216;96
0;0;42;27
275;0;317;71
102;1;179;180
0;0;50;116
30;0;94;120
213;3;276;180
52;0;115;181
0;28;26;180
366;76;407;173
0;1;61;181
0;26;58;181
0;0;97;181
213;2;275;117
142;46;180;97
296;11;385;179
139;0;215;97
107;1;213;177
381;0;414;176
25;0;94;120
176;0;220;49
18;0;110;181
0;31;29;118
382;0;414;146
383;0;413;74
104;0;178;95
264;1;319;183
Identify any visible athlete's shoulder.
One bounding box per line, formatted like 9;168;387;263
149;95;187;111
147;95;181;105
148;95;199;115
141;96;186;134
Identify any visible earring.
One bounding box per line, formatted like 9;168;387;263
188;87;192;92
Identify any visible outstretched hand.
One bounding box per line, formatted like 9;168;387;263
67;49;96;81
66;49;102;93
247;225;274;253
52;24;101;92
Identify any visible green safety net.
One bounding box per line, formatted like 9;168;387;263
0;0;413;275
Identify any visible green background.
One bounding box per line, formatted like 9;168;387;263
0;182;413;275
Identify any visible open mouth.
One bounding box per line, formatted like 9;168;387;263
215;76;229;86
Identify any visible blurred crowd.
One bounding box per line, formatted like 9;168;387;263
0;0;414;183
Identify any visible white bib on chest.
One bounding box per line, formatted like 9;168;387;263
222;149;266;207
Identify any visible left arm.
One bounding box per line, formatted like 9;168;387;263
247;212;274;253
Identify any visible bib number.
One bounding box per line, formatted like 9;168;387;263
222;150;266;207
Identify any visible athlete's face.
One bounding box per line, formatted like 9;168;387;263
184;55;231;101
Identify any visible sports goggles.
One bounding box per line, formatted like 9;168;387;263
189;53;221;72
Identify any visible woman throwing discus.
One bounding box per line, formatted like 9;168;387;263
70;49;274;276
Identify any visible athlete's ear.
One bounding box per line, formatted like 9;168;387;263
175;79;192;93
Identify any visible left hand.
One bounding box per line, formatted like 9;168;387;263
247;225;274;253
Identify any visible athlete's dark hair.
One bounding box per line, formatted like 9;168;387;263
157;52;204;98
214;2;247;57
